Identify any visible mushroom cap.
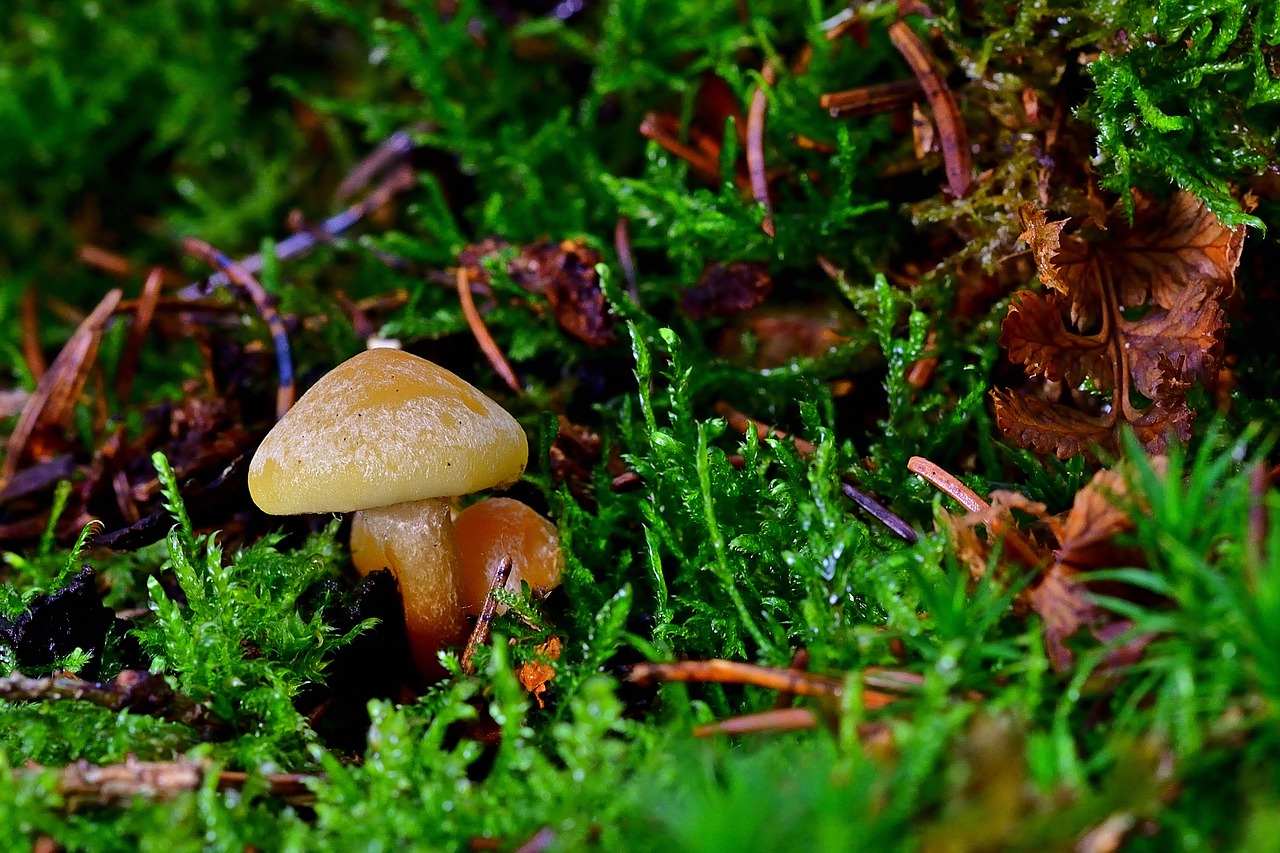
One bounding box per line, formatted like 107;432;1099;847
455;497;563;615
249;349;528;515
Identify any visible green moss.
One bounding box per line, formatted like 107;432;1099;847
3;0;1280;848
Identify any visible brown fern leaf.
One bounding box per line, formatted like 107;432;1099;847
995;190;1244;459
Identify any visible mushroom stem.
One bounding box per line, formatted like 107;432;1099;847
350;498;466;678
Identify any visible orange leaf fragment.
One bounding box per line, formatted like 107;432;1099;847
517;637;561;708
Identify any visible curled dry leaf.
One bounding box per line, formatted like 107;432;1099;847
942;461;1155;672
506;240;616;347
996;191;1245;459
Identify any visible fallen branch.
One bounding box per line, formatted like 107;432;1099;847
0;670;227;740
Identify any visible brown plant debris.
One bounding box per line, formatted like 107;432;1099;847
887;20;971;199
681;261;773;320
36;757;316;811
468;238;617;348
994;191;1246;459
0;669;227;740
934;459;1156;672
2;289;122;488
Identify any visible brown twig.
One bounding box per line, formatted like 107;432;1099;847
747;64;777;238
78;245;187;287
639;113;751;191
694;707;819;737
41;757;317;811
114;267;164;403
181;238;295;420
2;289;122;487
456;268;522;394
613;217;640;303
629;659;901;710
217;770;317;807
907;455;988;513
716;401;818;456
58;756;204;810
908;456;1045;569
887;21;971;198
820;78;924;117
0;670;227;740
462;557;514;674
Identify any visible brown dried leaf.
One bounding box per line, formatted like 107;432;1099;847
1104;189;1247;311
681;261;773;320
1053;468;1136;570
938;459;1159;672
549;416;602;506
1123;283;1226;400
517;636;561;708
1030;566;1100;672
508;240;615;348
1000;191;1244;459
991;390;1113;460
2;289;123;486
1000;290;1112;391
1017;204;1070;294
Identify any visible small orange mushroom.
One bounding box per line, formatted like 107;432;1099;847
455;497;563;615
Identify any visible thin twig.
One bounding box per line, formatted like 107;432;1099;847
456;268;522;394
629;659;842;698
841;481;919;543
887;21;971;198
629;659;901;710
716;401;818;456
181;238;295;420
217;770;317;807
907;455;988;513
0;671;227;740
462;557;514;674
747;64;777;238
694;707;819;737
908;456;1045;569
114;267;164;402
820;78;923;117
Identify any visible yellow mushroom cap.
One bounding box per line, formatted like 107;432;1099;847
248;349;528;515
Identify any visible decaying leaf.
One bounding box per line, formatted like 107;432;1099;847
996;191;1245;459
549;416;602;506
493;239;617;347
680;261;773;320
942;460;1157;672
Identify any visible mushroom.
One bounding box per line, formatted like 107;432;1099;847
455;497;564;615
247;348;527;678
